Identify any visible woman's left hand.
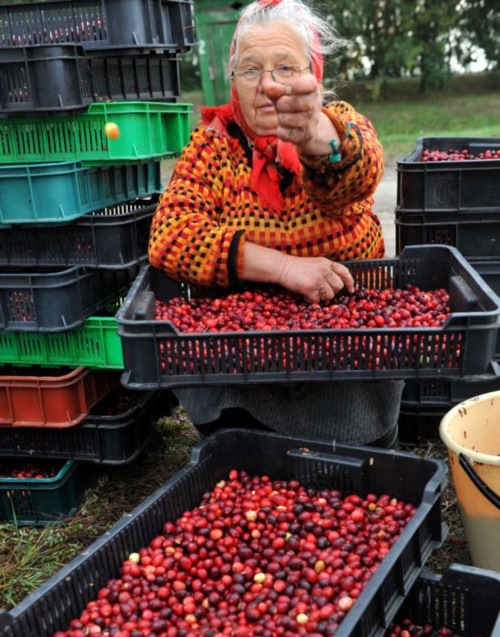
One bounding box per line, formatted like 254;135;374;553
263;76;340;155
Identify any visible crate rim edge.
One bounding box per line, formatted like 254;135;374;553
0;459;73;485
116;245;500;329
397;135;500;165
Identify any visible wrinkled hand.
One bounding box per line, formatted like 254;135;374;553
277;254;355;303
263;75;324;151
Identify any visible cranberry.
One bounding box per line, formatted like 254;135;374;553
55;471;416;636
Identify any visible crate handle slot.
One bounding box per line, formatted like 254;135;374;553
285;448;368;493
448;275;479;312
133;291;156;320
287;448;365;469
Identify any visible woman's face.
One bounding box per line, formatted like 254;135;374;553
233;24;309;136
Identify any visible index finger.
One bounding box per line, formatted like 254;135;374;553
276;74;319;99
330;262;355;293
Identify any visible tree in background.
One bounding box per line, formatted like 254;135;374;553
459;0;499;72
185;0;498;100
314;0;497;94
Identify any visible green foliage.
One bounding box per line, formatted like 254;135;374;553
311;0;497;93
459;0;500;71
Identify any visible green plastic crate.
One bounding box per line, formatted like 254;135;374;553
0;317;123;369
0;159;162;223
0;102;193;164
0;459;94;527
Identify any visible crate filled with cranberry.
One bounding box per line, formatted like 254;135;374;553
382;564;500;637
0;428;447;637
395;136;500;259
0;263;139;332
116;245;500;389
0;0;195;55
0;458;94;527
0;388;172;464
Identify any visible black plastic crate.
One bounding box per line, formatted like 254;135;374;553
0;264;138;332
471;260;500;356
0;196;158;269
398;377;500;448
380;564;500;637
0;0;195;53
0;459;95;527
0;428;447;637
398;405;443;448
402;376;500;406
0;46;181;113
396;136;500;213
395;209;500;260
116;246;500;389
0;388;172;464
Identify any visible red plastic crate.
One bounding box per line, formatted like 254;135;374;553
0;366;120;427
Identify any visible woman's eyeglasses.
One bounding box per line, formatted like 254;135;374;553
231;64;311;89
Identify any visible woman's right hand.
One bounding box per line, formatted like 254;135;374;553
276;253;354;303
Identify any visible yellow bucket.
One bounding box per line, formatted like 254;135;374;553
440;390;500;571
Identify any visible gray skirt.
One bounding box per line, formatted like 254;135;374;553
174;380;404;446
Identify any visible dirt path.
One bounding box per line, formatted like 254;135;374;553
373;165;397;257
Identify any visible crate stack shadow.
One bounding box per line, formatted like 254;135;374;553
395;137;500;447
0;0;195;526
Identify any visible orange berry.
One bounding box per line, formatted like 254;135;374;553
104;122;120;139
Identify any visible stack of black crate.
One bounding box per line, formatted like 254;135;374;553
395;136;500;447
0;0;195;526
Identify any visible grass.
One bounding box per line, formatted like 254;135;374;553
1;90;494;615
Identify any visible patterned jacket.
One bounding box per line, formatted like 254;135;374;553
148;100;385;289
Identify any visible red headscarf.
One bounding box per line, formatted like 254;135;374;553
200;0;324;212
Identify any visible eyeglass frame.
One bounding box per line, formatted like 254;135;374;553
231;64;312;89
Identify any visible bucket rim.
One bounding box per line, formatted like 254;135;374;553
439;389;500;464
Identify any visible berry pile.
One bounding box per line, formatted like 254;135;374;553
153;286;461;375
0;462;58;479
386;617;457;637
54;470;416;637
100;389;141;416
422;148;500;162
154;286;451;333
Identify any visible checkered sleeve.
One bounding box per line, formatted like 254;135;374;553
299;101;385;211
148;128;245;288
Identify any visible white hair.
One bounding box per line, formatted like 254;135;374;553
229;0;344;73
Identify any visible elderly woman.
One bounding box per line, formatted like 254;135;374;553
149;0;404;447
